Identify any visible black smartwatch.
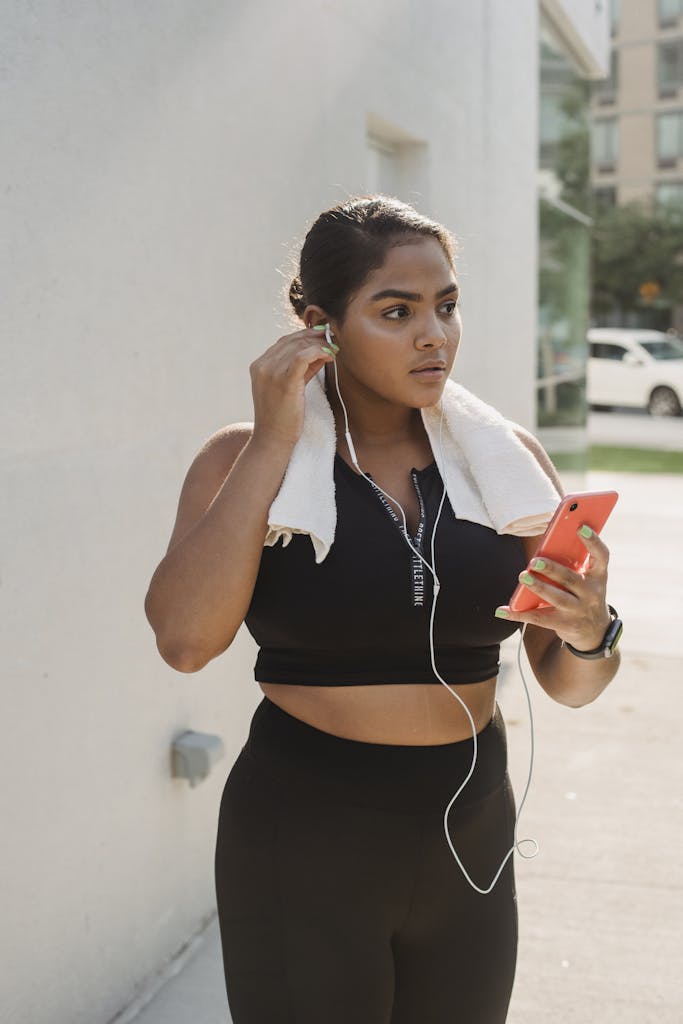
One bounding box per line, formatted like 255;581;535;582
564;605;623;660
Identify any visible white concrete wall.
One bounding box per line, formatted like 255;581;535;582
444;0;539;420
1;2;602;1022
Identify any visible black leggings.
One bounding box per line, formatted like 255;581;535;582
215;697;518;1023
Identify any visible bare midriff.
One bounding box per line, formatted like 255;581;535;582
257;677;498;745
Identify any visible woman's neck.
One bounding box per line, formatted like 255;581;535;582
324;365;425;450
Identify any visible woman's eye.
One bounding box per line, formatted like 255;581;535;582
383;300;458;320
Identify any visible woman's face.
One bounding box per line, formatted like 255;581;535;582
331;237;462;408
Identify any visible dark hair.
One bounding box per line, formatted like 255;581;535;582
288;195;458;326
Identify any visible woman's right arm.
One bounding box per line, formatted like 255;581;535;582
144;325;335;672
144;428;295;672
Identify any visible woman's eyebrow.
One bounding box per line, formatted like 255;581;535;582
369;283;459;302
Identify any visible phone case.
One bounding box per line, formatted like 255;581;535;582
508;490;619;613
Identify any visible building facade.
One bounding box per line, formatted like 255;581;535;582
591;0;683;206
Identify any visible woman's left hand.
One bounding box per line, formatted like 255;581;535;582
496;526;612;651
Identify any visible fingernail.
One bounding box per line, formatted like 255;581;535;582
531;557;546;571
494;607;510;618
312;324;327;331
578;525;593;539
328;341;340;352
321;345;335;356
520;571;536;586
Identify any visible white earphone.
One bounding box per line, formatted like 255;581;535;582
324;323;539;894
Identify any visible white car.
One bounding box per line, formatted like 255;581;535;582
587;328;683;417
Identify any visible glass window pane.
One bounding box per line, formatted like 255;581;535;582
538;16;591;432
611;0;620;32
658;42;683;89
538;200;589;427
593;120;617;164
656;181;683;206
594;50;618;100
657;113;681;159
658;0;682;25
639;337;683;358
540;94;562;144
594;186;616;210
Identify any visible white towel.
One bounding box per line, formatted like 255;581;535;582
265;368;560;563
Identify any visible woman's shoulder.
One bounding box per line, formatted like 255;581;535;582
164;423;254;555
198;422;254;465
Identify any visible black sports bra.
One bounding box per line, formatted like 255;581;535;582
244;453;527;685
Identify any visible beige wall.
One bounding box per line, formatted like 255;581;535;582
1;2;605;1022
620;0;657;40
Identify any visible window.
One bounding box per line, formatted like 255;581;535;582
639;336;683;358
593;186;617;210
658;0;683;28
364;114;428;204
590;343;629;360
537;14;591;433
594;50;619;105
610;0;620;36
658;41;683;96
366;136;400;196
592;119;618;170
656;181;683;206
656;111;683;163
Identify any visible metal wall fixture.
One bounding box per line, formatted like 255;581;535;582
171;730;225;787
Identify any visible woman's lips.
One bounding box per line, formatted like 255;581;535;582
410;367;446;379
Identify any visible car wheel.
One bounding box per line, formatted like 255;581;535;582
647;387;682;417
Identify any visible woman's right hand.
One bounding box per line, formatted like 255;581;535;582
249;326;336;450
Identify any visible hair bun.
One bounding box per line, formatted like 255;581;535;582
289;275;306;318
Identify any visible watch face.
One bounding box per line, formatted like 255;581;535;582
609;620;623;652
603;618;623;657
565;609;622;659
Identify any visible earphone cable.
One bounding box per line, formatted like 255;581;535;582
327;339;538;892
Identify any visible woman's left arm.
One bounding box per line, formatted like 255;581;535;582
498;425;621;709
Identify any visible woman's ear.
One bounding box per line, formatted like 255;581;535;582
302;304;330;330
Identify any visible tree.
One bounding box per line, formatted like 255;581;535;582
591;199;683;320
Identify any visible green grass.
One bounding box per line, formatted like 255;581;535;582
550;446;683;473
588;445;683;472
547;451;588;472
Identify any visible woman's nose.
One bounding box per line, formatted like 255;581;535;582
415;318;448;348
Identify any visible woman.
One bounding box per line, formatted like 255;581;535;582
144;196;621;1023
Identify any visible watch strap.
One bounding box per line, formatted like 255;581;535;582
564;605;623;660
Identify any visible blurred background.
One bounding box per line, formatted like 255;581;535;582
2;2;681;1023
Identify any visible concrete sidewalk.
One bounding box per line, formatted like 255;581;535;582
123;471;683;1024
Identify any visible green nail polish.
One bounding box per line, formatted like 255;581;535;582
520;571;535;586
495;607;510;618
578;525;593;539
312;324;327;331
321;345;335;355
531;558;546;571
329;341;340;352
